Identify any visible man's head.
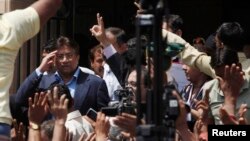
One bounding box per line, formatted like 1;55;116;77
41;39;57;73
204;33;217;56
42;39;57;58
89;44;104;77
123;36;148;69
47;83;73;110
215;22;244;51
182;64;203;83
210;47;239;77
127;68;148;103
105;27;128;54
40;119;55;141
163;14;183;37
55;36;80;76
192;37;205;52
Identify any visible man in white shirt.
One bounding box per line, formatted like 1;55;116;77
89;44;121;100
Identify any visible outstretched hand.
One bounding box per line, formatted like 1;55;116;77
134;1;146;15
172;90;188;129
47;86;69;124
95;112;110;140
217;64;244;100
217;64;244;116
219;103;248;125
11;119;26;141
28;92;48;125
90;13;110;47
113;113;137;138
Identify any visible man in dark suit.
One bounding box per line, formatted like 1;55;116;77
15;36;110;117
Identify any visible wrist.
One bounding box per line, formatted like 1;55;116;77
224;97;237;104
222;104;235;115
223;103;236;109
29;121;40;130
37;66;45;74
55;119;66;125
176;121;188;130
101;40;111;48
229;114;237;121
95;134;108;141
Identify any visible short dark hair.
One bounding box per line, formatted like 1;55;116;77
204;33;216;56
42;39;57;53
216;22;244;51
41;119;55;140
127;35;148;50
125;36;148;66
56;36;80;55
105;27;128;45
165;14;183;33
89;44;103;62
122;48;147;68
193;37;205;45
47;83;73;109
210;47;239;68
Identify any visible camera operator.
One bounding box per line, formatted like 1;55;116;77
109;68;148;140
173;91;197;141
110;68;196;141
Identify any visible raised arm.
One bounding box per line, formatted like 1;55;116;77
162;29;216;78
47;87;68;141
31;0;62;26
1;0;62;50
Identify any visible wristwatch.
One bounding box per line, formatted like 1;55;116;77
29;122;40;130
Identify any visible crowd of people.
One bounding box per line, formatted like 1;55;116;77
1;0;250;141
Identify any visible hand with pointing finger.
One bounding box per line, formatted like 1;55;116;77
90;13;111;48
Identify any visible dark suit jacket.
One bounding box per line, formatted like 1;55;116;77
15;69;110;115
106;52;128;87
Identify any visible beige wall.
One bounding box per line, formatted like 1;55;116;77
0;0;35;13
0;0;7;13
9;0;35;11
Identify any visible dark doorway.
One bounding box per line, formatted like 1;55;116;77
63;0;250;67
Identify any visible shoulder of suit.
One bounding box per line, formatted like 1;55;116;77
80;71;104;82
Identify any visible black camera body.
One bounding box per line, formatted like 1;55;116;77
101;88;136;116
162;85;179;140
162;85;179;123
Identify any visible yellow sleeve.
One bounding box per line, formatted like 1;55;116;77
162;29;216;78
180;43;216;78
0;7;40;50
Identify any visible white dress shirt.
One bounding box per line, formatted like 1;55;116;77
103;63;122;100
65;110;93;141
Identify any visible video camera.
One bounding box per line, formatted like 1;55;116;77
101;87;136;116
162;85;179;123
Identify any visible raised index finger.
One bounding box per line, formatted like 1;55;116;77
134;2;141;10
96;13;105;32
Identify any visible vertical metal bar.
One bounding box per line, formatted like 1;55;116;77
27;40;31;75
47;20;51;40
36;32;41;65
56;19;61;36
72;0;76;39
